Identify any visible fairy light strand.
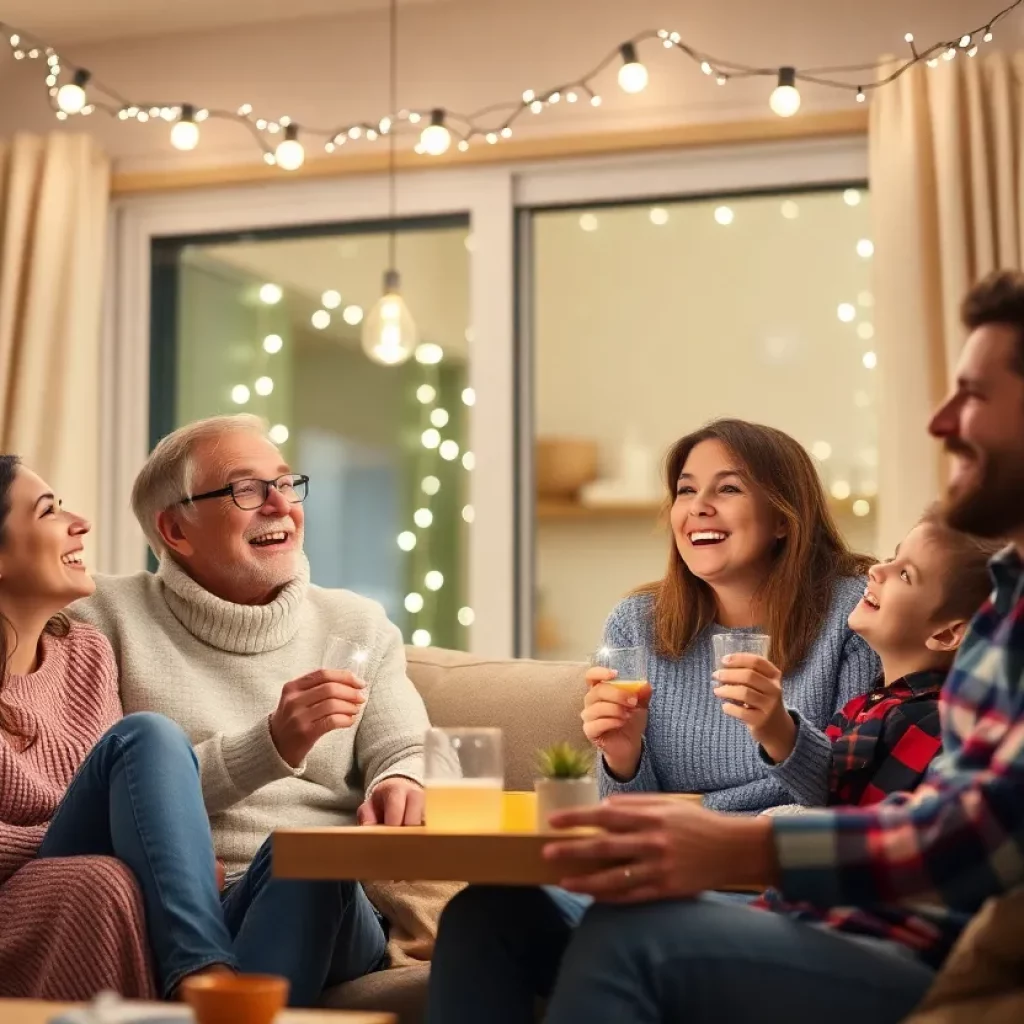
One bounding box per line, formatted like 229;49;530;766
2;0;1019;167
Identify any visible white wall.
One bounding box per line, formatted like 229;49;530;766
0;0;989;173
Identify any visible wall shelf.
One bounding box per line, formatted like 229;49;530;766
536;500;663;522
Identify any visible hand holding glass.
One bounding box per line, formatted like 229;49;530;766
424;727;504;832
712;633;770;707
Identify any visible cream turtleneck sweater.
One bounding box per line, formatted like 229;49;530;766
70;557;430;874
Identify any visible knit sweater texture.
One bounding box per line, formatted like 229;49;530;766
71;556;430;874
599;575;881;812
0;622;155;998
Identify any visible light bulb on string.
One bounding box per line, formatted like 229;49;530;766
856;87;865;104
170;104;200;151
769;67;801;117
274;125;305;171
420;109;451;155
361;269;418;366
56;69;90;114
617;42;648;94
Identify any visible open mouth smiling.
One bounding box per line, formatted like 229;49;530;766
688;530;729;547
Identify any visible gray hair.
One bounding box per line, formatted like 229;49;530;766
131;414;270;555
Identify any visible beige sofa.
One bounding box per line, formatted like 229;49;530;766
322;646;589;1023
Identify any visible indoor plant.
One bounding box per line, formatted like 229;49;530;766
534;741;599;830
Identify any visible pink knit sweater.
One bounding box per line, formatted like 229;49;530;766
0;621;155;999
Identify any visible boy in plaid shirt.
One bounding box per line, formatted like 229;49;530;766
754;505;1001;810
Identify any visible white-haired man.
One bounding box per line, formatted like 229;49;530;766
72;414;430;1000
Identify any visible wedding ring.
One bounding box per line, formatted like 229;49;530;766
623;866;633;881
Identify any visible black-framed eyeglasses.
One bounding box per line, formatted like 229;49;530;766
182;473;310;511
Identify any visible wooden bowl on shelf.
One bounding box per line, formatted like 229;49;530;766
535;438;599;500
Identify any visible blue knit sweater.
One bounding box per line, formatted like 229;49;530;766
598;575;880;812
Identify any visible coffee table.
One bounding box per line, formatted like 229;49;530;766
0;1000;393;1023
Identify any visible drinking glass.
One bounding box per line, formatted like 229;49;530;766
323;635;371;675
591;646;650;698
711;633;770;707
424;727;504;832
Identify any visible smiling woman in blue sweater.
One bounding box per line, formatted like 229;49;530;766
585;418;879;812
426;418;880;1024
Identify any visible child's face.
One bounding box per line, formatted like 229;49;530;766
848;523;954;657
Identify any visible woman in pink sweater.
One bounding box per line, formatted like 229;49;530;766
0;456;370;1004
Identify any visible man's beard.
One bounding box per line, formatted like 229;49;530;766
942;440;1024;539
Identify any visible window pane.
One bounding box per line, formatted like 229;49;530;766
154;223;471;650
531;189;875;660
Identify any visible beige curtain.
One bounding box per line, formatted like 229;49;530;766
0;132;110;528
870;52;1024;552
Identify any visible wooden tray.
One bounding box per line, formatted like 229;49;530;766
273;826;615;886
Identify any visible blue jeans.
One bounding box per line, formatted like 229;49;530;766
37;714;387;1003
427;886;935;1024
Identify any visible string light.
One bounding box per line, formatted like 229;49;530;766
170;103;199;151
617;42;649;94
56;69;89;114
362;271;418;366
420;109;451;155
1;2;1016;166
769;67;801;117
274;124;305;170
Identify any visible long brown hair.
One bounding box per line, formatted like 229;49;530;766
635;419;873;674
0;455;68;747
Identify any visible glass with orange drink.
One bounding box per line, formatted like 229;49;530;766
591;646;651;701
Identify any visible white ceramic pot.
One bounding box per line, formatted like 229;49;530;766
535;776;599;830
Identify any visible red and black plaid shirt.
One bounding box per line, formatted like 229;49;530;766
825;668;945;807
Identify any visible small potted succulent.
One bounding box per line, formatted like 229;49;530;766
534;741;599;830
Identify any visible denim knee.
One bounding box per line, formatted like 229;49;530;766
440;885;524;933
110;713;197;766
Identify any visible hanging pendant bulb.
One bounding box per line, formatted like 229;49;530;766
361;269;418;366
769;67;801;117
56;69;90;114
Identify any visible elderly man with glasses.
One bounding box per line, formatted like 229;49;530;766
71;413;430;1000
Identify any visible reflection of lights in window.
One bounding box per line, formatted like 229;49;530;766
342;305;364;325
416;343;444;365
405;592;424;612
781;200;800;220
412;629;431;647
830;480;852;500
714;206;734;226
838;303;856;323
430;408;449;428
421;476;441;495
263;334;283;354
413;508;433;528
856;239;874;258
439;440;460;461
853;499;871;517
859;291;874;307
254;376;274;396
462;505;475;523
857;323;875;341
231;385;251;405
425;571;444;591
259;283;283;304
863;351;878;369
421;429;441;449
811;441;832;461
462;452;475;471
458;607;475;626
844;189;861;207
649;207;669;226
462;388;476;406
417;385;436;404
269;424;289;444
311;310;331;330
321;290;342;309
397;531;417;551
579;213;599;232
